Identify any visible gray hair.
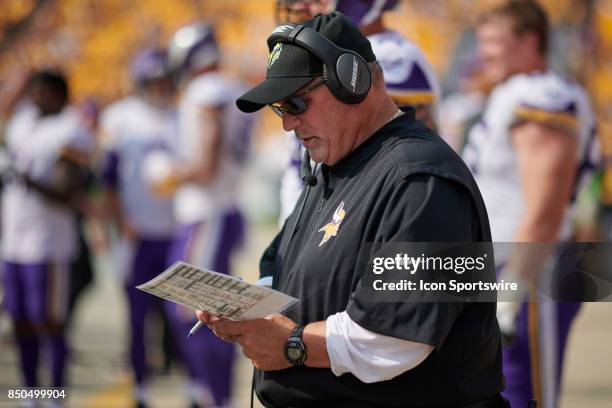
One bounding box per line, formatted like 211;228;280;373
368;61;384;88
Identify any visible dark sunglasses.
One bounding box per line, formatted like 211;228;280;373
269;77;326;118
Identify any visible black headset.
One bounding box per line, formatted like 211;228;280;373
267;24;372;104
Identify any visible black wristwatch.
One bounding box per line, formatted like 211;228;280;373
284;325;307;366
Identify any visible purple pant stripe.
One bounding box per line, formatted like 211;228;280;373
2;262;70;387
167;319;235;405
502;301;580;408
166;223;199;267
165;209;244;405
3;262;50;324
212;210;245;275
125;238;173;385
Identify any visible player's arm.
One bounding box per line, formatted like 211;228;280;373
180;106;223;184
497;121;578;339
501;121;576;313
512;121;578;242
504;121;578;280
22;147;92;213
99;145;136;240
104;186;136;240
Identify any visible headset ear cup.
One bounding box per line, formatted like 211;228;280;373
323;65;344;102
334;53;371;104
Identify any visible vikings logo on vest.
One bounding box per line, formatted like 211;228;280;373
318;201;346;247
268;43;283;68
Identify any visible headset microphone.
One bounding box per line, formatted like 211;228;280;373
301;149;317;186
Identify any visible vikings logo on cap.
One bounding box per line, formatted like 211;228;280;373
318;201;346;247
271;24;294;34
268;43;283;68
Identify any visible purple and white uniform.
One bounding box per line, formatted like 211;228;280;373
2;102;93;387
463;71;598;243
101;96;177;241
279;29;440;223
463;71;599;408
167;71;252;407
100;95;178;386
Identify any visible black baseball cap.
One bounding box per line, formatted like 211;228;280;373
236;11;376;113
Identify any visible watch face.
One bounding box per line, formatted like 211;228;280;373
285;339;305;366
287;346;302;360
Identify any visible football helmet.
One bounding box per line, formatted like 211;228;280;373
168;22;220;75
130;48;171;87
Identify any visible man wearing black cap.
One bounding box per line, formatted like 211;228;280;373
197;12;506;407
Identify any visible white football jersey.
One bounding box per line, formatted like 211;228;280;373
279;29;441;224
462;71;599;242
2;103;93;263
100;96;178;238
175;72;253;223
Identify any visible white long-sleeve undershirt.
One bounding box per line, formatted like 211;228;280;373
325;311;433;383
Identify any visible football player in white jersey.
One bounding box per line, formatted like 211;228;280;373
275;0;441;223
462;2;599;407
99;48;177;408
162;22;253;408
2;69;93;392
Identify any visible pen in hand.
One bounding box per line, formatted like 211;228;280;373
187;320;204;338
